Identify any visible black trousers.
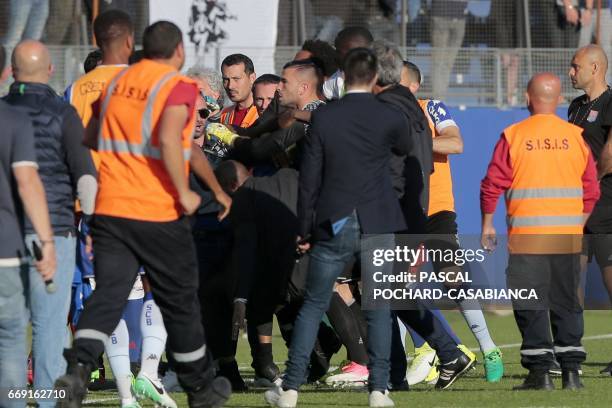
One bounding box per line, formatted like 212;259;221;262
193;215;236;362
507;253;586;371
74;215;214;392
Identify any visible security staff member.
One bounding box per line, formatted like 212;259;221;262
480;73;600;391
55;21;231;408
568;45;612;374
220;53;259;127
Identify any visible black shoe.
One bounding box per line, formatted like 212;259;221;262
550;356;583;376
254;362;281;387
388;379;409;391
562;370;584;390
54;349;93;408
600;361;612;375
187;376;232;408
435;352;475;390
217;360;247;392
307;341;330;383
513;371;554;391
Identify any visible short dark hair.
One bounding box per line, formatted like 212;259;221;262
253;73;281;87
0;45;6;72
221;54;255;75
343;48;377;87
301;39;338;77
283;59;325;91
334;26;374;50
143;21;183;59
403;60;422;84
214;161;239;194
83;49;103;73
93;9;133;48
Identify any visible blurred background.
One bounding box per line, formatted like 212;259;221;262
0;0;610;107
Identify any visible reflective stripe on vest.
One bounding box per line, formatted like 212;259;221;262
507;215;584;228
221;108;232;125
98;70;191;160
505;187;583;201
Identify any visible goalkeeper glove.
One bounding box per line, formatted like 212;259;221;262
205;123;239;146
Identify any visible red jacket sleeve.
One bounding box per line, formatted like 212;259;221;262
582;148;600;213
480;134;513;214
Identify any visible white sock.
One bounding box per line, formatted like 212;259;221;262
458;300;497;353
139;298;167;380
105;319;135;402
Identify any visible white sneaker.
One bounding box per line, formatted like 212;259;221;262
369;390;394;407
407;345;437;385
264;385;298;408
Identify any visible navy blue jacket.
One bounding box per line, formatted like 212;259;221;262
3;82;95;234
298;92;411;240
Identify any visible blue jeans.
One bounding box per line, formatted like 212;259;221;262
283;214;394;392
26;233;76;408
0;264;29;408
3;0;49;48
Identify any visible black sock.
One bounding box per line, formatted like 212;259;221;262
349;301;368;345
326;293;369;365
255;342;274;370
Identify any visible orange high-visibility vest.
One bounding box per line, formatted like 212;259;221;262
220;104;259;127
504;114;590;253
67;65;128;171
418;99;455;216
95;59;196;222
68;65;127;213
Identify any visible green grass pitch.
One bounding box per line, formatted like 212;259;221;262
81;310;612;407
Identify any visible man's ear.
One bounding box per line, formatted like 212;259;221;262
126;34;135;53
249;72;256;85
0;66;10;83
299;82;308;96
410;82;420;94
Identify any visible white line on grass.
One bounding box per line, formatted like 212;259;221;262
85;333;612;402
235;333;612;368
468;333;612;352
83;396;117;404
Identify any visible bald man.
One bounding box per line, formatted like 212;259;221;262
481;73;600;390
2;40;97;408
568;47;612;356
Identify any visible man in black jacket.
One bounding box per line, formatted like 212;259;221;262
217;160;341;386
373;44;433;234
3;40;97;408
265;48;408;408
371;41;475;391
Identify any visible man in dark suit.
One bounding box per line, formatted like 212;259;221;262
265;48;409;408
